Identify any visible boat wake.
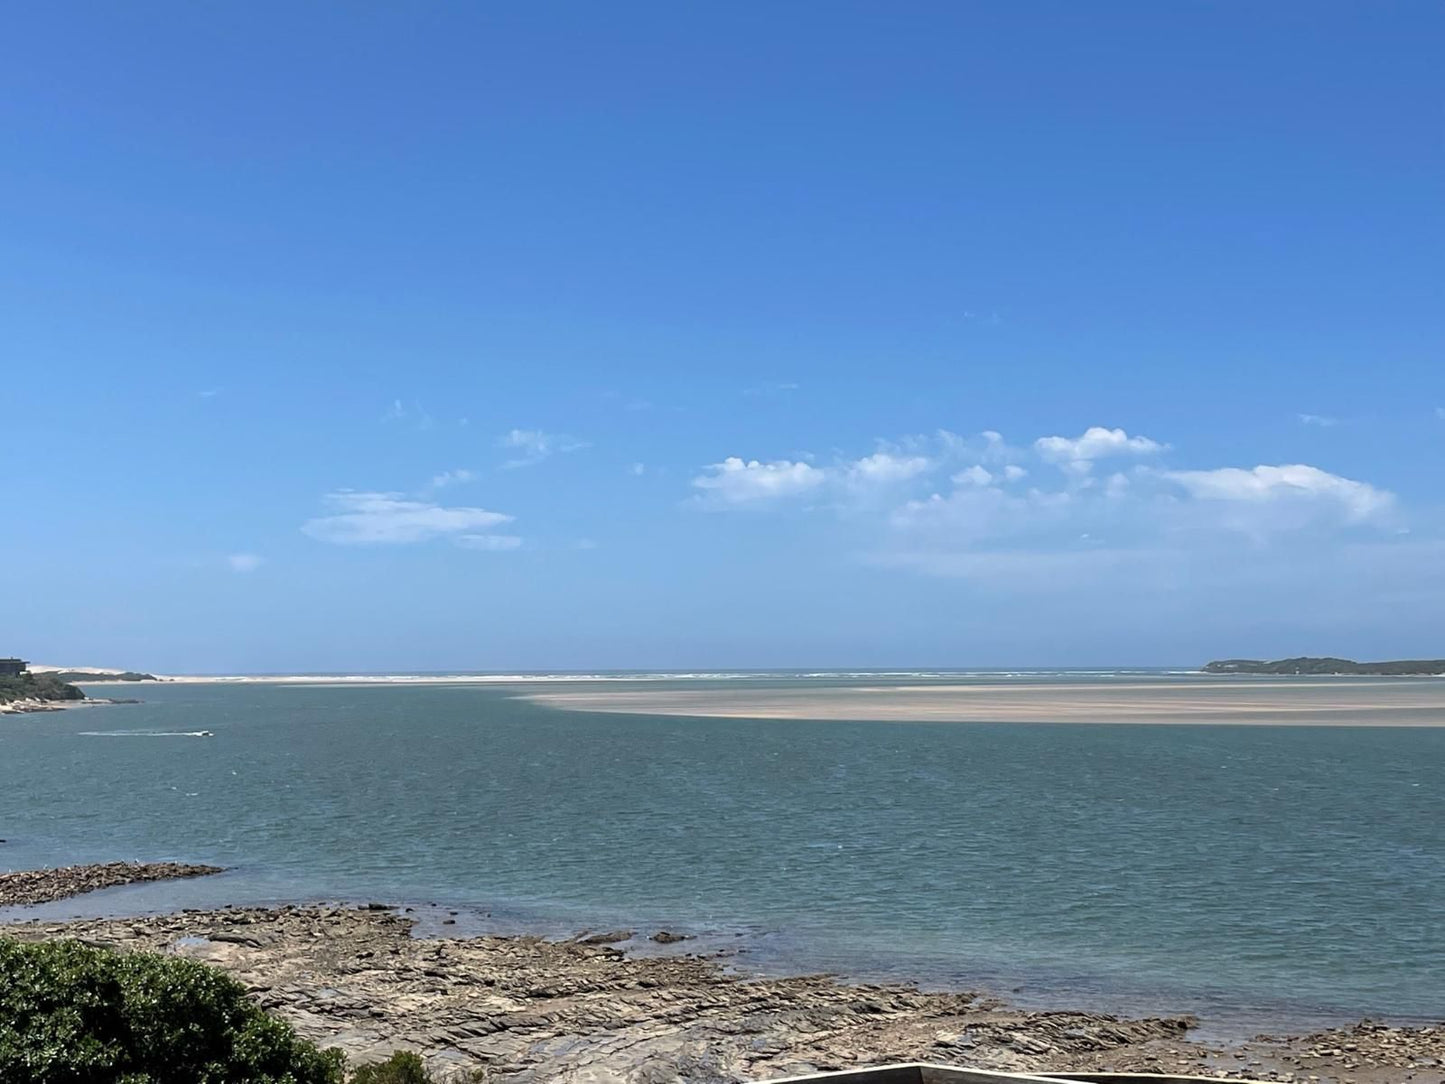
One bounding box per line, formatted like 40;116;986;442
78;730;214;738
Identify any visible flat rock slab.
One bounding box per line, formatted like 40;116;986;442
4;905;1441;1084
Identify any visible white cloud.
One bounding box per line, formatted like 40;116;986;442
1297;413;1338;427
744;381;800;397
1436;407;1445;421
630;462;646;476
302;491;514;545
227;553;263;573
1035;427;1166;467
455;534;522;551
687;429;1402;590
1160;464;1393;524
881;459;1397;582
953;465;993;487
199;388;222;399
499;428;589;468
429;469;475;489
847;452;931;487
691;457;826;505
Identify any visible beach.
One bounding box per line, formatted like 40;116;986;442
2;865;1441;1084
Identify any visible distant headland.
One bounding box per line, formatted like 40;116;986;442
1204;656;1445;676
0;657;151;713
0;667;86;712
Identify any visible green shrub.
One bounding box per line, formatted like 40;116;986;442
0;938;345;1084
349;1050;435;1084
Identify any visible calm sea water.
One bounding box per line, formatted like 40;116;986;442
2;676;1441;1034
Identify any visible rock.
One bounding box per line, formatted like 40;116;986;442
651;930;692;944
7;895;1442;1084
576;929;634;945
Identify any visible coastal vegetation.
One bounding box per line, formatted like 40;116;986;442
0;673;85;706
1203;656;1445;675
0;938;345;1084
46;670;156;683
349;1051;439;1084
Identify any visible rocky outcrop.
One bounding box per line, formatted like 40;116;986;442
5;904;1437;1084
0;672;87;713
0;862;224;907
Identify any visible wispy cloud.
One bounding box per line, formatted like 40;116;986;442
428;469;476;490
455;533;522;551
1436;407;1445;421
1297;413;1338;427
226;553;263;573
630;462;647;477
384;399;435;430
302;491;514;546
600;391;653;412
498;428;589;469
198;388;223;399
743;381;801;397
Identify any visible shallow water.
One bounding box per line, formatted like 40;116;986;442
2;676;1441;1032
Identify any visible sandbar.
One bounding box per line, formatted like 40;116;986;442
524;680;1445;726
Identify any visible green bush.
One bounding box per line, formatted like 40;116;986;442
349;1051;435;1084
0;938;345;1084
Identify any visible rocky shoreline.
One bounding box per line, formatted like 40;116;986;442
2;891;1440;1084
0;694;139;714
0;861;225;906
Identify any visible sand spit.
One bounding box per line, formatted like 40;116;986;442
524;681;1445;726
3;903;1439;1084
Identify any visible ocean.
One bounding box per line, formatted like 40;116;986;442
2;673;1441;1036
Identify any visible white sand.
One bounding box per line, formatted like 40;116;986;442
523;680;1445;726
32;670;1445;726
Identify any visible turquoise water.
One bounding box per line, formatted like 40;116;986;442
1;677;1441;1032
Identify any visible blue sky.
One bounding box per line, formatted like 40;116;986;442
3;2;1442;672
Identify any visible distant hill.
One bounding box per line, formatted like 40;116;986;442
1204;656;1445;676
